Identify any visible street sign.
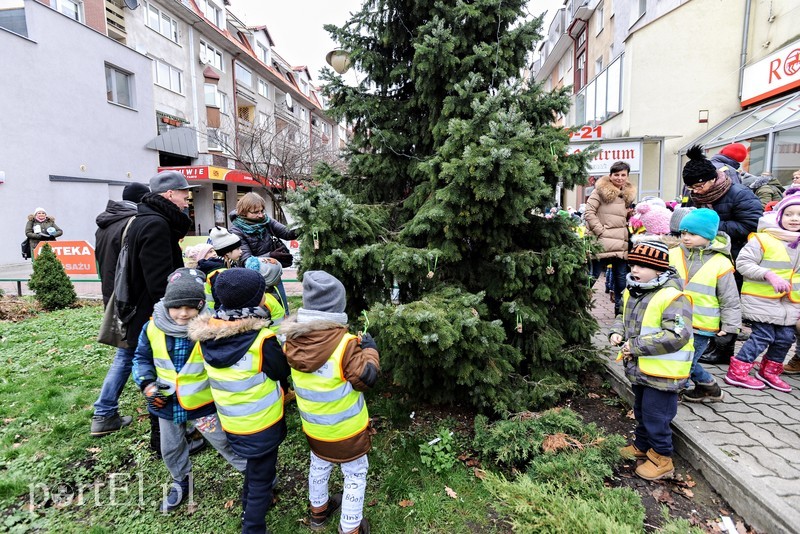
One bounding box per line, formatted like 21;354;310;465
33;241;98;276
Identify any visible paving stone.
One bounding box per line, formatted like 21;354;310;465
718;411;764;424
729;447;778;476
743;403;787;423
751;475;800;497
680;403;728;423
779;494;800;509
741;446;800;478
773;404;800;422
697;430;761;448
711;402;759;414
768;446;800;466
734;421;792;447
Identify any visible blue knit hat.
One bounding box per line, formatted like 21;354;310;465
679;208;719;241
214;268;265;310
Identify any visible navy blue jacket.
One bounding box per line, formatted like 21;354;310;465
690;182;762;260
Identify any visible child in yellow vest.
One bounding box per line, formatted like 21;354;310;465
670;208;741;402
132;268;246;513
609;242;694;481
727;193;800;393
189;268;290;534
281;271;380;534
245;255;287;334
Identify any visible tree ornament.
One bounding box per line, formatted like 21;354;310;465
516;311;523;333
426;253;438;279
546;254;555;275
312;230;320;250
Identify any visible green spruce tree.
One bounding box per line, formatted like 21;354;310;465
289;0;597;414
28;244;77;310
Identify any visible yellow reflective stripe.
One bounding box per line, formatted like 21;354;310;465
147;324;212;410
216;387;282;417
299;395;364;425
637;286;693;379
294;381;353;403
209;374;266;393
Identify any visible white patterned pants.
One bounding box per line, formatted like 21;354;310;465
309;451;369;533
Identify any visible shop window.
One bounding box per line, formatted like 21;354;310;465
772;126;800;185
213;189;227;227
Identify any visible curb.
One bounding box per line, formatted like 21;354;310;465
600;351;798;534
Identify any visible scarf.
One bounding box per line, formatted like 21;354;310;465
152;301;191;338
759;213;800;248
213;306;270;322
690;173;731;207
625;268;674;298
233;216;270;238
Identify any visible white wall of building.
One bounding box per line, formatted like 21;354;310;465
0;0;157;265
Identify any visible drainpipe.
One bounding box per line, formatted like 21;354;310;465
188;26;200;152
738;0;752;101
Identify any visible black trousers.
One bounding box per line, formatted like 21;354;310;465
241;447;279;534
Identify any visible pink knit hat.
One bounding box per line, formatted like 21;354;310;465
184;243;215;262
636;203;672;235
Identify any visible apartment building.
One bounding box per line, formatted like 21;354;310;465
0;0;340;264
531;0;800;208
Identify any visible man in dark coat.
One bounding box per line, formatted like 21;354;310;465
94;182;149;306
90;171;196;443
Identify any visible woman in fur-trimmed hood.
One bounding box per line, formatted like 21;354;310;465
584;161;638;316
25;208;63;253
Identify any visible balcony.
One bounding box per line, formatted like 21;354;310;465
105;0;126;44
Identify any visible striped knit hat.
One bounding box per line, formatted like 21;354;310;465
628;241;670;272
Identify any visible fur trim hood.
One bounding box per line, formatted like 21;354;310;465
595;176;637;205
280;315;347;339
188;315;268;368
280;315;349;374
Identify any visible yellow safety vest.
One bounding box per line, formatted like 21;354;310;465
146;321;213;411
741;233;800;303
204;267;226;310
291;333;369;442
622;286;694;379
264;292;285;333
669;247;734;332
201;328;284;434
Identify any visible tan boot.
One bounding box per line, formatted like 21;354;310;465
619;443;647;460
783;356;800;375
635;449;674;480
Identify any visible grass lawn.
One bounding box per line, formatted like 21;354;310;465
0;301;502;533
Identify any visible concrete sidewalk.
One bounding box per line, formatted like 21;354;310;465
592;282;800;534
0;262;302;299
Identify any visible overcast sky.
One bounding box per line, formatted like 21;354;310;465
230;0;563;84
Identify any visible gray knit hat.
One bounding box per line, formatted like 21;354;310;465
245;256;283;287
163;268;207;309
209;226;241;256
302;271;346;313
670;206;696;235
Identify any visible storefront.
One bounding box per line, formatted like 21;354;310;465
158;165;285;237
679;38;800;189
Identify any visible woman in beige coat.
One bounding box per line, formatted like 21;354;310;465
584;161;637;316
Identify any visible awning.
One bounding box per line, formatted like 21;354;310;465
146;127;199;158
158;165;296;189
679;92;800;154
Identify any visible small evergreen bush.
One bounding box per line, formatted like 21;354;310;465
28;244;76;310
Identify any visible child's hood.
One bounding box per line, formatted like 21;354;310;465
188;314;266;368
280;316;349;373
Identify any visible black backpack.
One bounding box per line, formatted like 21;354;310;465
114;217;137;324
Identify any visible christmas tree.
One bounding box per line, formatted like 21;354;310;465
28;244;77;310
289;0;597;414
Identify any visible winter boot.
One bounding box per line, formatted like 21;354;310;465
635;449;674;481
160;477;190;513
724;357;765;390
756;359;792;392
619;443;647;460
310;492;342;531
682;381;724;403
783;355;800;375
90;413;132;437
339;519;370;534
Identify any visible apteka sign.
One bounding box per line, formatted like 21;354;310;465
34;241;98;276
741;38;800;106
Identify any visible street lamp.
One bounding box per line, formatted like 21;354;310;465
325;49;351;74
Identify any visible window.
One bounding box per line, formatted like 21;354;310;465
204;83;226;114
0;0;28;37
596;4;604;34
200;0;222;27
258;79;271;99
638;0;647;17
298;107;308;121
258;111;270;128
595;56;603;73
57;0;82;22
153;59;182;93
257;43;270;64
106;64;133;107
199;40;223;71
299;79;309;96
235;62;253;88
145;2;178;42
207;128;228;151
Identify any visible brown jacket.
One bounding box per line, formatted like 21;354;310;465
281;316;380;462
584;176;637;260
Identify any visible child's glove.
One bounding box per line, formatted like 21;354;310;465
360;333;378;351
143;383;168;409
764;272;791;293
609;333;623;346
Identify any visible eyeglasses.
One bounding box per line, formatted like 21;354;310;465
685;181;710;191
247;209;265;215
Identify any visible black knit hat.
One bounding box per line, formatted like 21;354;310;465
214;268;265;310
163;268;207;309
682;145;718;186
122;182;150;203
628;241;670;272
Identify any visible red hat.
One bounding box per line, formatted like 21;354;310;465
719;143;747;163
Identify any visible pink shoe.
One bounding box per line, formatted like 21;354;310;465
756;359;792;392
724;357;766;390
